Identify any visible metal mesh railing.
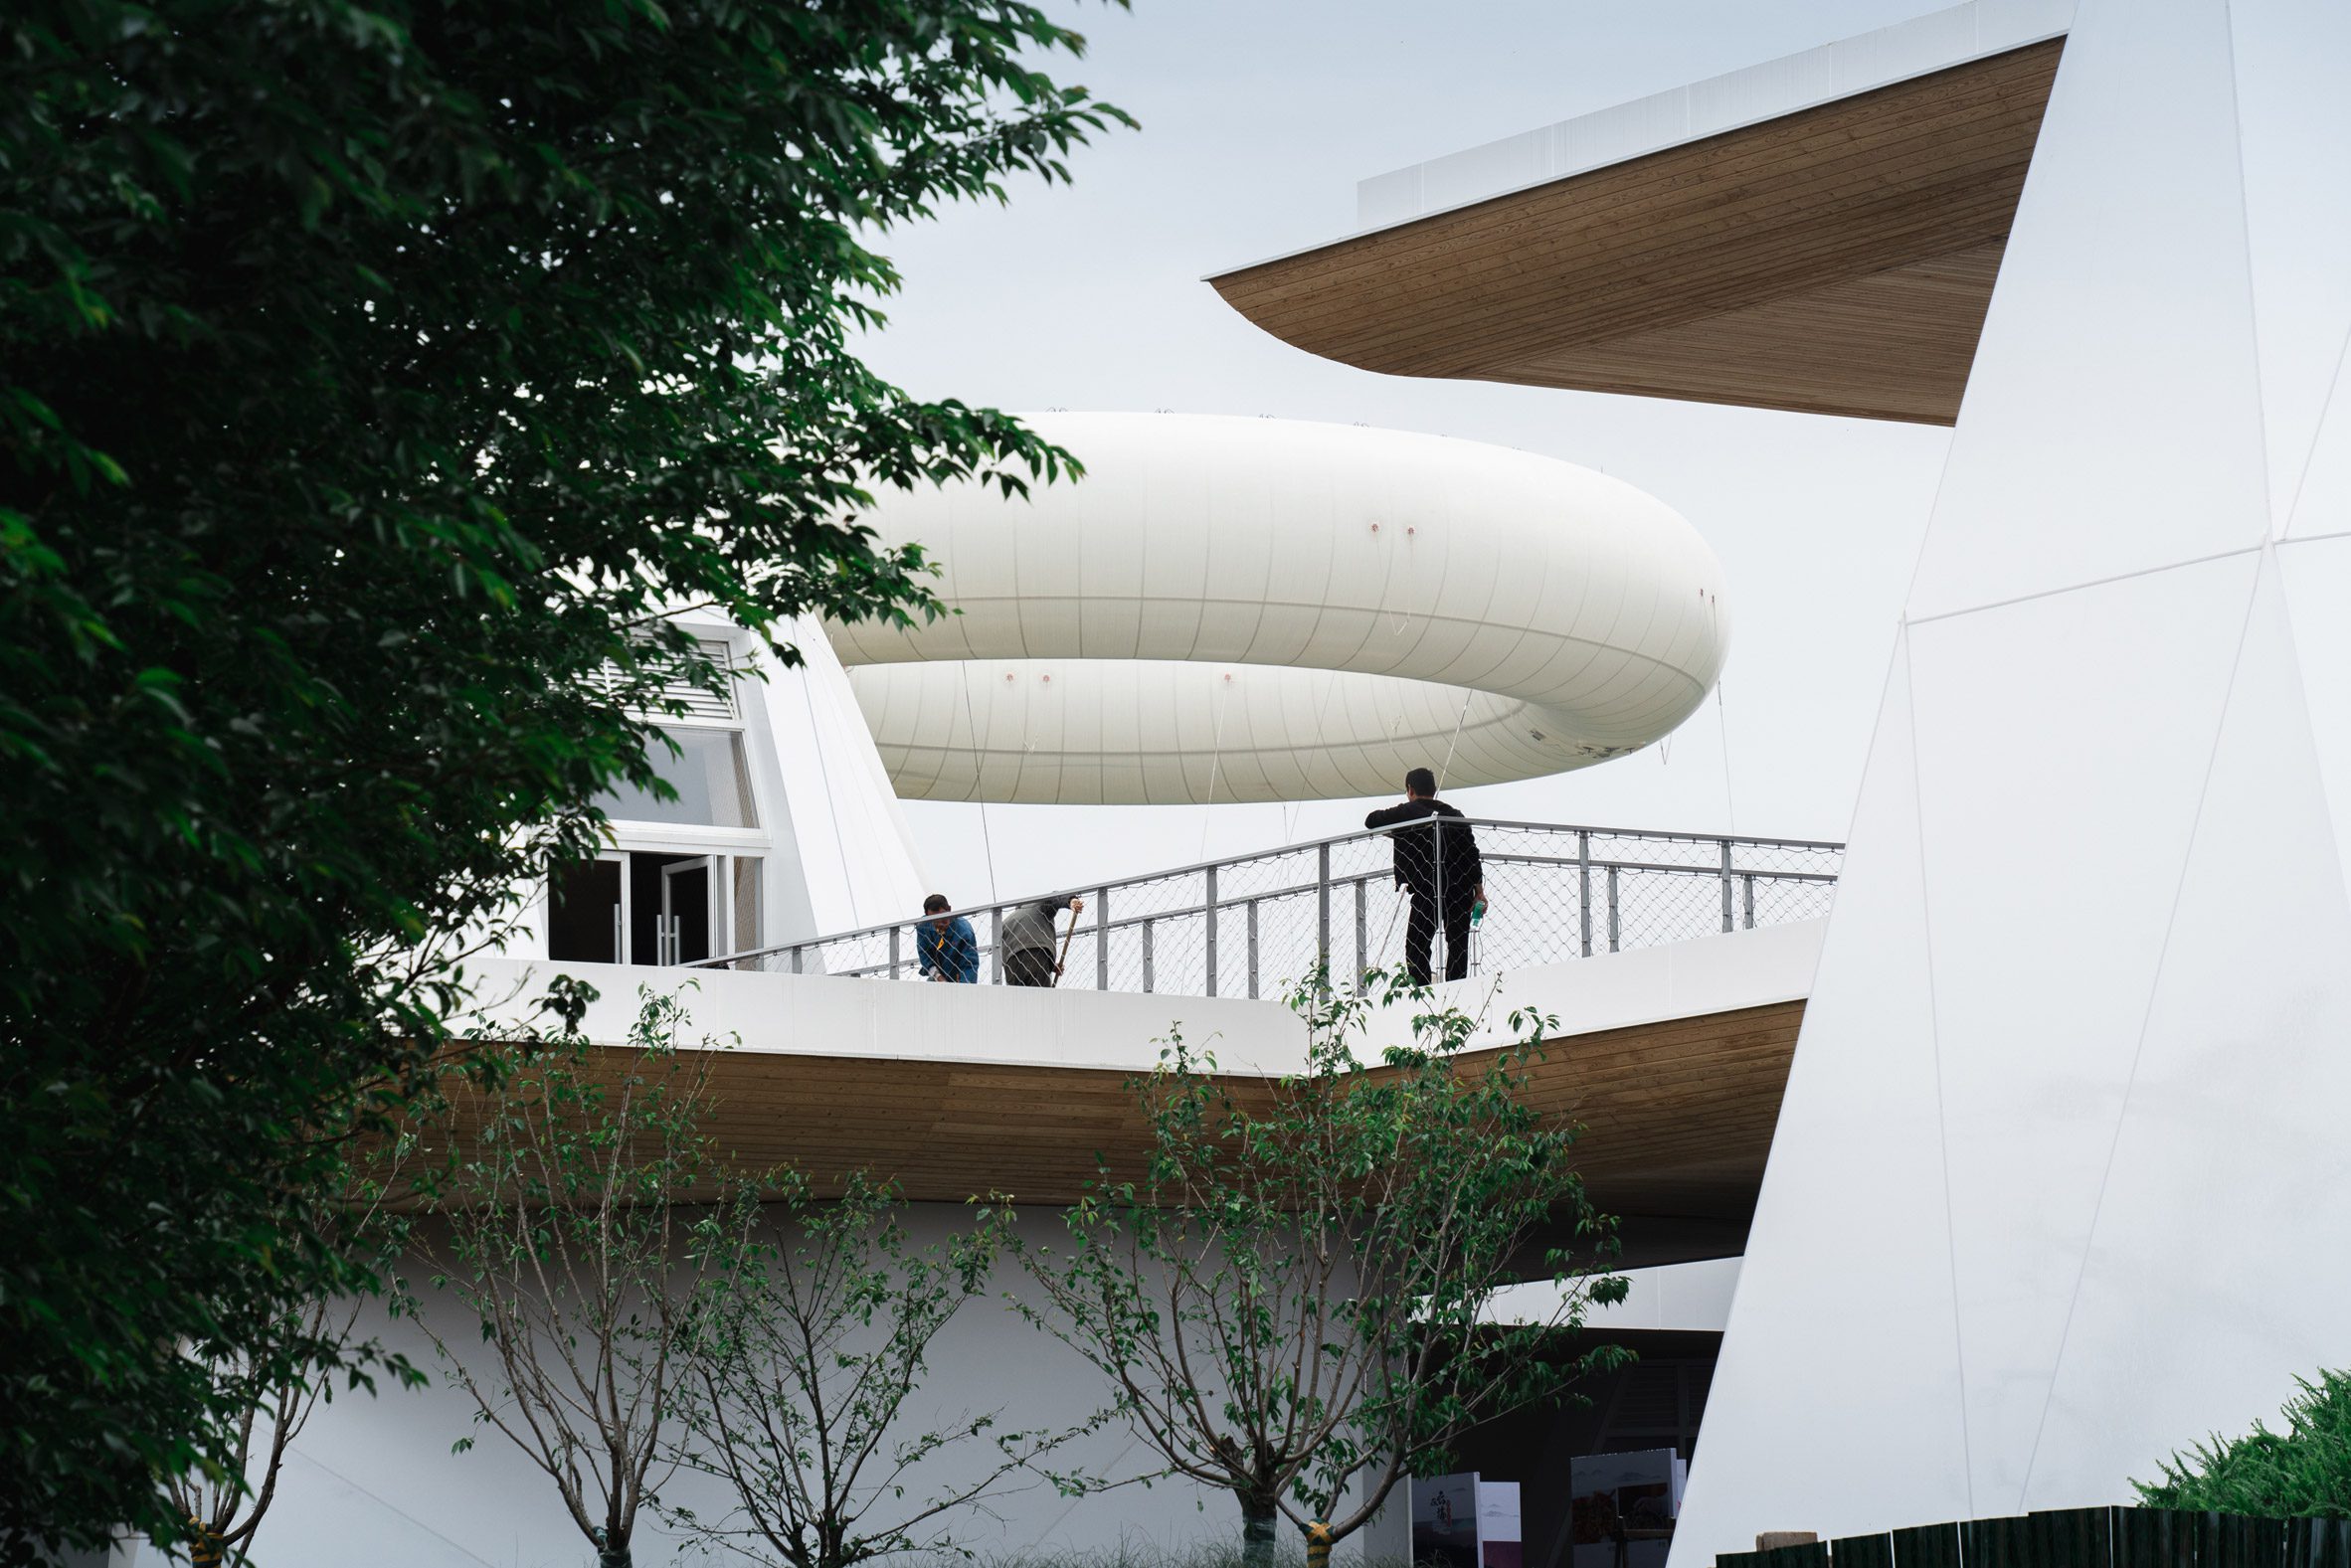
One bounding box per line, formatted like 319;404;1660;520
693;819;1842;1000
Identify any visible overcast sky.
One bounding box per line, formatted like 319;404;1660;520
856;0;1964;904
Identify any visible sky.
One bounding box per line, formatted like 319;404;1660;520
855;0;1967;905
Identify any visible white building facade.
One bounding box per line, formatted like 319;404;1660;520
1672;0;2351;1555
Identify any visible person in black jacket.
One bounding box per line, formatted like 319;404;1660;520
1364;767;1484;985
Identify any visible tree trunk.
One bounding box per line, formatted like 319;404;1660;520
1241;1495;1281;1568
596;1537;632;1568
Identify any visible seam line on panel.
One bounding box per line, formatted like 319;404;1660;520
2014;559;2265;1504
284;1447;500;1567
2279;526;2351;547
2225;0;2276;544
1905;621;1977;1518
2278;308;2351;542
1905;543;2264;627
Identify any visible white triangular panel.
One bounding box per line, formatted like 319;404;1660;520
2231;0;2351;537
1905;0;2266;620
1675;636;1976;1562
749;617;929;938
2022;553;2351;1506
2277;535;2351;901
1903;552;2258;1509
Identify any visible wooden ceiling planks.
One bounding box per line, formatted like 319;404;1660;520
506;999;1805;1262
1208;40;2063;425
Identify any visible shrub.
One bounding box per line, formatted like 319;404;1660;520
2136;1370;2351;1517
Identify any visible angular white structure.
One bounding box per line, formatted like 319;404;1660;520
1673;0;2351;1556
830;415;1729;803
1209;0;2351;1554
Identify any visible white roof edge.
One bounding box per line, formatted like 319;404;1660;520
459;921;1821;1079
1202;0;2074;281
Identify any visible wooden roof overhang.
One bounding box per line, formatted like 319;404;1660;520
531;998;1803;1271
1208;39;2065;425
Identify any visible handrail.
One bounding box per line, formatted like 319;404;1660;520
691;818;1844;972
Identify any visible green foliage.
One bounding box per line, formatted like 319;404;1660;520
672;1173;1109;1568
0;0;1127;1555
1019;970;1631;1557
408;989;734;1568
2135;1371;2351;1518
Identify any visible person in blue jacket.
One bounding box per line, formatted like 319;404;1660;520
917;894;980;983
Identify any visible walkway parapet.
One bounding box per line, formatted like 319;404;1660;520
693;820;1843;1002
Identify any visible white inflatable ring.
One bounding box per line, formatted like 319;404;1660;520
828;414;1729;804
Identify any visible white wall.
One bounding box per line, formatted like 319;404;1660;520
260;1205;1306;1568
1673;0;2351;1557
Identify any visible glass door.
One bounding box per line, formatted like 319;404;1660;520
547;854;627;963
658;855;716;965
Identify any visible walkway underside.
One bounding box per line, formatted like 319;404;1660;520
502;995;1804;1272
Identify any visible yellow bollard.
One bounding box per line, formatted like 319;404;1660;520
1307;1519;1334;1568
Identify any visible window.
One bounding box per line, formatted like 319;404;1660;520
594;729;757;828
548;850;763;965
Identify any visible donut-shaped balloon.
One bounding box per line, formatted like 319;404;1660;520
827;414;1729;804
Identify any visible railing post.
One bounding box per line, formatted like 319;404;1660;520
1743;872;1756;931
1355;877;1368;985
1719;839;1735;934
1096;886;1110;991
992;908;1004;984
1247;900;1260;999
1142;919;1156;994
1317;842;1333;973
1577;829;1593;958
1606;867;1620;953
791;944;805;975
888;924;902;980
1203;866;1218;998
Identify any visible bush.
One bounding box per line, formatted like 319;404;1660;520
2136;1370;2351;1517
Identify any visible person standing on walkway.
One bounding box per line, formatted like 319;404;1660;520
917;894;980;983
1364;767;1484;985
1000;892;1083;987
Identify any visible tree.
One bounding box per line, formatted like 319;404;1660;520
163;1127;433;1567
409;990;736;1568
0;1;1129;1554
2136;1370;2351;1518
1019;972;1632;1568
671;1173;1108;1568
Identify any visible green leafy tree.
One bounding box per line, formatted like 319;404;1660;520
0;1;1128;1556
1019;972;1631;1568
2136;1371;2351;1518
409;991;734;1568
670;1173;1109;1568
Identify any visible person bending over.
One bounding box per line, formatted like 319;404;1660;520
1364;767;1484;985
1000;892;1083;987
917;894;979;983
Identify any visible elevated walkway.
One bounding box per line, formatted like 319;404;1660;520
470;896;1828;1267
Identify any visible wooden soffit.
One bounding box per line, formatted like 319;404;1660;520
1208;39;2065;425
520;998;1803;1269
